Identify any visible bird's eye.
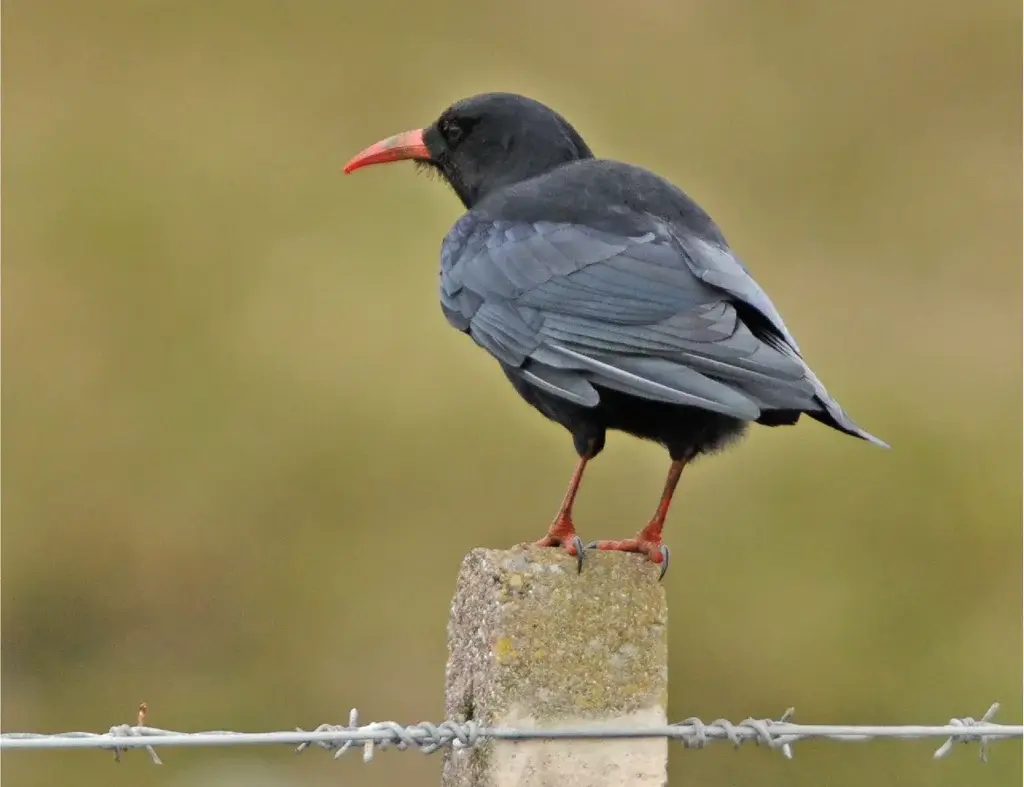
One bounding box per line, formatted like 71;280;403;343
442;118;464;145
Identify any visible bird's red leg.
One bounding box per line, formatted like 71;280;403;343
588;459;686;579
534;455;589;571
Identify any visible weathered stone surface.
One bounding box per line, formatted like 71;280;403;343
443;545;669;787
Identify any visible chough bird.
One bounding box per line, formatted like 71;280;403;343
344;92;887;579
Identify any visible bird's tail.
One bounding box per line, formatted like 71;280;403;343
806;368;889;448
807;408;889;448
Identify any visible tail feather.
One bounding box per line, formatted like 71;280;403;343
809;383;889;448
807;408;890;448
802;364;889;448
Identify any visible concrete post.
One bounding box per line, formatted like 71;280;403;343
442;546;669;787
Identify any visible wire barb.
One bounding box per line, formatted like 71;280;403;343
933;703;1001;762
106;724;162;766
2;703;1019;766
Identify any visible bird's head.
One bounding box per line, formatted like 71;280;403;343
343;92;594;207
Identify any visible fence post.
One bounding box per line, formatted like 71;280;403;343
442;545;669;787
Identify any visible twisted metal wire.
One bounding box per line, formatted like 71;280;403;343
2;703;1019;765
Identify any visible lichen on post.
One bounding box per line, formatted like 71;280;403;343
443;545;669;787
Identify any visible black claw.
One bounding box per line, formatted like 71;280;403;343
657;544;670;581
571;535;585;573
584;540;599;550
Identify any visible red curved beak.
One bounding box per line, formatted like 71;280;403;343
343;128;431;174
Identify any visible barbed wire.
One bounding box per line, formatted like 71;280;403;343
2;703;1020;765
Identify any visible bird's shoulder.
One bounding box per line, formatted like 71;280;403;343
479;159;728;241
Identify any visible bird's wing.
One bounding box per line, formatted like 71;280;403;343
670;231;803;355
439;214;830;421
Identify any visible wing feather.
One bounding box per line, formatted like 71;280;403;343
439;210;883;447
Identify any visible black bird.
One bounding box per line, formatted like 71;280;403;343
344;92;887;578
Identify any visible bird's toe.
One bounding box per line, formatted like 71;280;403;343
534;529;586;574
585;537;669;579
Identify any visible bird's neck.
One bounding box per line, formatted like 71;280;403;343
453;150;593;209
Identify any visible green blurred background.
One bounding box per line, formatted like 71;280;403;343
3;1;1021;785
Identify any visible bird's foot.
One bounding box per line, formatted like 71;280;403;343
586;534;670;580
534;516;585;574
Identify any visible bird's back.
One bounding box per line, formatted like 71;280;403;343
476;159;728;242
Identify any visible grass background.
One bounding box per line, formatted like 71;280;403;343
3;1;1021;785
